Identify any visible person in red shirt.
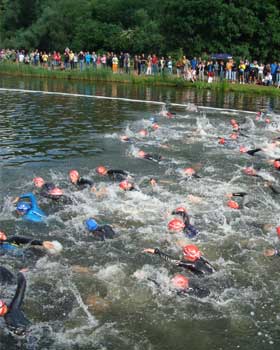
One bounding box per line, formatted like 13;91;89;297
151;54;158;75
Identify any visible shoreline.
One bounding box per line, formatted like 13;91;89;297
1;62;280;96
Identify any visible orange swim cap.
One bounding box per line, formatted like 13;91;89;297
171;274;189;290
183;244;202;262
227;200;239;209
96;166;107;175
168;218;185;232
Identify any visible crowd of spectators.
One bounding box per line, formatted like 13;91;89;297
1;48;280;87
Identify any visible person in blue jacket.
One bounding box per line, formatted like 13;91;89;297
14;193;47;223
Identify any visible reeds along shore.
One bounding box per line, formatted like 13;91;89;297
1;62;280;96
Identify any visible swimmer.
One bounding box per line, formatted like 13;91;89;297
239;146;263;156
0;271;30;336
69;169;93;189
33;177;71;204
171;207;198;238
226;192;247;210
0;231;62;256
119;180;137;191
171;274;210;298
120;135;133;143
85;218;116;241
137;150;162;162
264;227;280;257
13;193;46;223
182;167;200;179
143;244;215;276
96;166;130;182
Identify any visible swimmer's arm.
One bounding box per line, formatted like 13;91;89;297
143;248;179;265
9;273;26;310
6;236;43;246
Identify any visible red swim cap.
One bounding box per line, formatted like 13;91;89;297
171;274;189;290
120;135;129;142
273;160;280;169
219;138;226;145
69;169;79;177
33;177;45;188
183;244;202;262
230;119;237;126
265;118;271;124
168;218;185;232
230;133;238;140
96;166;107;175
138;129;148;137
152;123;159;130
227;200;239;209
276;226;280;237
166;112;174;119
119;180;133;191
239;146;248;153
138;150;146;158
174;207;187;214
0;231;7;241
49;187;63;196
243;167;256;176
183;168;195;176
0;300;8;316
232;123;239;130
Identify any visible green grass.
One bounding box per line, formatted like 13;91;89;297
1;61;280;96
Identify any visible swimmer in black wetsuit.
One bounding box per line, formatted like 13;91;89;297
33;177;72;204
226;192;247;209
0;272;30;336
171;274;210;298
96;166;130;182
0;231;62;257
137;150;162;163
85;218;116;241
69;169;93;189
171;207;198;238
143;244;215;276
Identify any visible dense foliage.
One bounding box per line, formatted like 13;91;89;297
0;0;280;60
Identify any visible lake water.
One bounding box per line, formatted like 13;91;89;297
1;76;280;349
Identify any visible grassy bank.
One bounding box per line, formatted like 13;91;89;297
1;62;280;96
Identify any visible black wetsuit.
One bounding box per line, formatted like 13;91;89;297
0;236;45;259
143;154;162;162
246;148;262;156
107;169;128;182
4;272;30;336
90;225;116;241
153;248;215;276
76;178;93;190
0;266;15;284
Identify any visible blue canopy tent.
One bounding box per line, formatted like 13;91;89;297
211;53;232;60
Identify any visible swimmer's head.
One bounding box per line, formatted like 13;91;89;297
33;177;45;188
265;118;271;124
227;200;239;209
138;150;146;158
149;116;156;123
273;160;280;169
0;300;8;317
138;129;148;137
0;231;7;241
239;146;248;153
49;187;63;196
230;133;238;140
168;218;185;232
183;244;202;262
16;201;31;214
243;167;256;176
230;119;237;126
183;168;195;176
172;207;187;215
276;226;280;238
171;274;189;290
218;138;226;145
119;180;133;191
149;178;157;186
152;123;159;130
85;218;99;232
69;169;80;184
120;135;130;142
96;166;108;176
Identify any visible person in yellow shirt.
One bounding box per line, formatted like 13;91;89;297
226;59;233;80
69;50;75;70
238;60;246;84
42;52;48;68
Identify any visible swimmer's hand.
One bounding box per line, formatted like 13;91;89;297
12;196;20;204
142;248;155;254
264;248;277;257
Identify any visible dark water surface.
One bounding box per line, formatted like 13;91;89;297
1;76;280;349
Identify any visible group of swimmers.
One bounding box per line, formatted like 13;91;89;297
1;103;279;338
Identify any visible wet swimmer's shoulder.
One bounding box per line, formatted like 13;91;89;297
85;218;116;241
1;272;30;336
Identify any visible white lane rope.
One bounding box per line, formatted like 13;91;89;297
0;87;258;114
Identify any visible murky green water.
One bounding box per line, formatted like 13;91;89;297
1;76;280;349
